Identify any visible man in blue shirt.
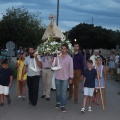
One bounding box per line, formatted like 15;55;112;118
81;60;97;113
68;43;84;104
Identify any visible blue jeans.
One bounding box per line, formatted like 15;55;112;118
55;79;68;107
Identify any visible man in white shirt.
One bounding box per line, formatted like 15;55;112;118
22;46;42;106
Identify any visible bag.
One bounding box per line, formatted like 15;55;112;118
51;57;62;71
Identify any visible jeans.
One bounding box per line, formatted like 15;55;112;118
55;79;68;107
27;76;40;105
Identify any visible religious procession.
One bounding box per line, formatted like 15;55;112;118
1;13;120;116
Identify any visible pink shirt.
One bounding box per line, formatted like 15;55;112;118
41;56;53;68
55;54;74;80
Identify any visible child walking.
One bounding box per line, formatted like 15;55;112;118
16;52;27;99
0;60;13;106
81;60;97;113
94;57;107;105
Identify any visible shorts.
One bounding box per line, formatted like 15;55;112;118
84;87;94;97
0;85;9;95
117;68;120;74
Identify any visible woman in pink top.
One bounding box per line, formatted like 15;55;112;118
54;44;73;112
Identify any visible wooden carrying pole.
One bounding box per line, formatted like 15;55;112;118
96;63;105;111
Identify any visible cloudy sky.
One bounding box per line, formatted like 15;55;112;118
0;0;120;31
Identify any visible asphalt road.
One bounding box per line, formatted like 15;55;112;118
0;75;120;120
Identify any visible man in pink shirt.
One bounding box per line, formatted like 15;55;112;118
41;55;53;101
54;44;73;112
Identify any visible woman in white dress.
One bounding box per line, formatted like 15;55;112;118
109;51;115;79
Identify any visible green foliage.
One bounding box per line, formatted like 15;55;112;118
112;30;120;46
0;7;45;48
69;23;120;49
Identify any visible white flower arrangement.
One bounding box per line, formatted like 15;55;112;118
38;37;73;55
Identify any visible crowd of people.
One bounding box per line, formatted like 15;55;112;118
0;43;120;113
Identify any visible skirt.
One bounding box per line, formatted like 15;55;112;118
109;61;115;69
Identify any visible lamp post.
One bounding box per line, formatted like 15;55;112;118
74;39;77;42
56;0;59;26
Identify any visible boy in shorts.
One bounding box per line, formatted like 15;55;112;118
0;60;13;106
81;60;97;113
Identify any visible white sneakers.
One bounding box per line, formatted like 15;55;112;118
88;107;92;112
18;96;22;98
81;107;92;113
18;96;26;99
81;108;85;113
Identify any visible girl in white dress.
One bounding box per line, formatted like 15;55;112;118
94;57;107;105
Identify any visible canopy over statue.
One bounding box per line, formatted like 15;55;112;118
42;14;65;40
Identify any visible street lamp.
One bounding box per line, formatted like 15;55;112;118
56;0;59;26
74;39;77;42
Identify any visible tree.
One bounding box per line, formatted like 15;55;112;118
112;30;120;46
0;7;45;49
68;23;119;49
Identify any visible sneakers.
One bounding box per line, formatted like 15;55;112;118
41;95;46;98
22;96;26;100
88;107;92;112
18;96;22;99
55;104;60;109
81;107;92;113
46;98;50;101
81;108;85;113
55;104;67;112
61;107;67;112
18;96;26;100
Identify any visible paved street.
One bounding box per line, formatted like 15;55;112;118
0;75;120;120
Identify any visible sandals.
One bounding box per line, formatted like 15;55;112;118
0;103;4;106
7;97;11;104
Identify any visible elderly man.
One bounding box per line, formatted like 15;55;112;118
90;49;100;67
